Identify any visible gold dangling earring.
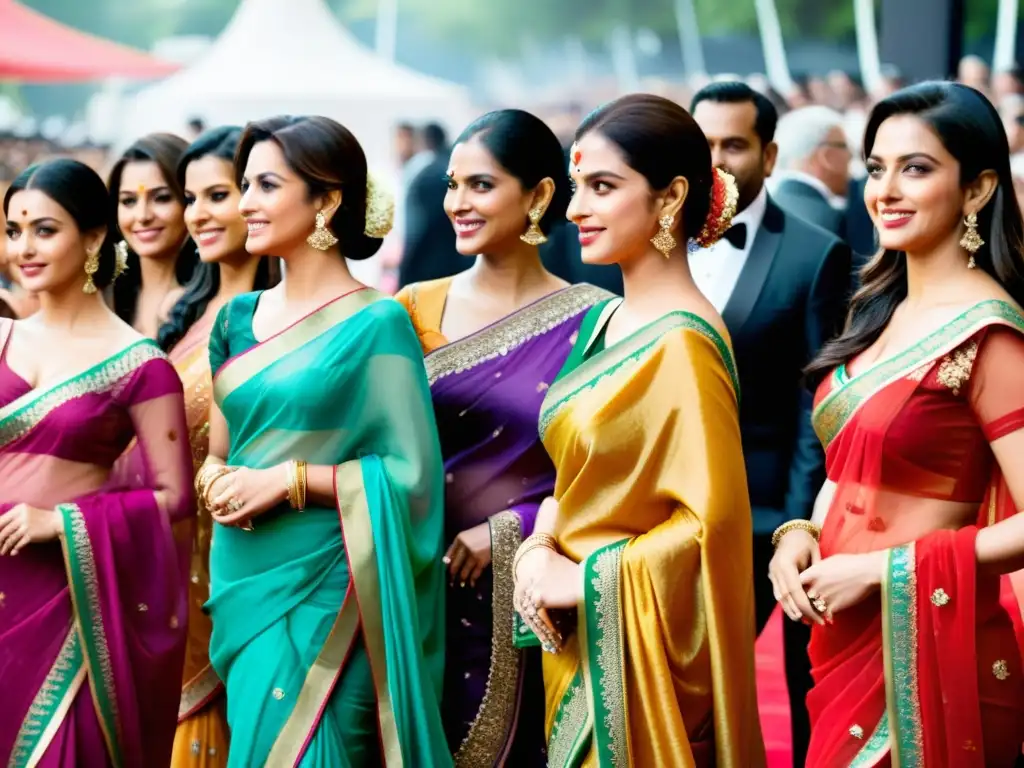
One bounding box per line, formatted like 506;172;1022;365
82;247;100;294
960;211;983;269
651;215;676;258
520;208;548;246
307;210;339;251
113;241;129;281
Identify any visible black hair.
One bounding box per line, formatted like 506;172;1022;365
108;132;197;324
455;109;570;235
4;158;117;290
156;126;279;352
421;123;448;152
690;81;780;147
236;115;383;261
576;94;714;244
807;81;1024;383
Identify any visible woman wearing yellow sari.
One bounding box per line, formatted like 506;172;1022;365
165;126;279;766
513;94;765;766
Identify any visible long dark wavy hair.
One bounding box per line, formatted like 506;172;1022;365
108;133;198;325
806;81;1024;383
156;127;279;352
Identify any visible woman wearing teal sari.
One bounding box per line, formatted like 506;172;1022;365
198;116;450;767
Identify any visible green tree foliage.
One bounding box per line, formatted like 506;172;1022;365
18;0;1005;57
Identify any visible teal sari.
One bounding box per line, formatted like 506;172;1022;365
205;288;451;767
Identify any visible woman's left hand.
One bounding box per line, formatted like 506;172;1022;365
209;466;287;528
0;504;62;555
798;551;888;619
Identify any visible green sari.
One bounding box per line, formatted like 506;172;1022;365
205;287;451;767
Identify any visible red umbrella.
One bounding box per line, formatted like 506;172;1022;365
0;0;179;81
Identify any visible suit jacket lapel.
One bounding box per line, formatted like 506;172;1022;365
722;196;783;335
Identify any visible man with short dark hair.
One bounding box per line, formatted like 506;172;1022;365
692;81;852;768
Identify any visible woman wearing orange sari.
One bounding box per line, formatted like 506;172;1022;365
770;81;1024;766
164;127;278;767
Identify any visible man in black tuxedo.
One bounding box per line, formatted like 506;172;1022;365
692;82;852;768
771;105;851;239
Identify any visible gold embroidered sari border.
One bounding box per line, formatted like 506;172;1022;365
425;284;612;385
454;510;524;766
0;342;164;451
812;300;1024;450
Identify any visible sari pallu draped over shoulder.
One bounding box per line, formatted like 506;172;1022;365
533;301;765;767
414;282;610;766
807;299;1024;768
206;288;451;767
0;325;193;768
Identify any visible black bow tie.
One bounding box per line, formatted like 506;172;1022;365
721;223;747;250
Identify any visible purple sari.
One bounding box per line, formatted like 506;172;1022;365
0;320;193;768
424;284;610;765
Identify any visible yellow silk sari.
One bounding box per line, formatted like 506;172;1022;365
167;312;229;766
536;299;764;767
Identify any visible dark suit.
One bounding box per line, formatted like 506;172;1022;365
398;152;467;289
723;196;851;768
772;176;845;238
844;175;876;257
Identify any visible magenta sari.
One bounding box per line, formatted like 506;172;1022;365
0;319;193;768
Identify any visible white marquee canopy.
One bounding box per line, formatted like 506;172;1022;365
118;0;471;169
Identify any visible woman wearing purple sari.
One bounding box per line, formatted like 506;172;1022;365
397;109;611;765
0;159;192;767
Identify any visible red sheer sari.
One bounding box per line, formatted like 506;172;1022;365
807;300;1024;767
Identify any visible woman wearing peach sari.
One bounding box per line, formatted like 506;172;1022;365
770;82;1024;766
513;95;764;767
166;127;279;767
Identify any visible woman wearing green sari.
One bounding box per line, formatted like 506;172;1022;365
198;115;451;767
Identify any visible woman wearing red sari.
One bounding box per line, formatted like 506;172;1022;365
770;81;1024;766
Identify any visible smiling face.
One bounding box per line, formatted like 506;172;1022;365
864;115;969;253
238;140;325;258
116;160;187;260
566;131;662;265
443;137;539;256
5;189;104;295
183;155;248;263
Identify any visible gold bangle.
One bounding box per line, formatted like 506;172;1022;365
196;463;230;508
513;532;559;577
286;460;308;511
771;520;821;548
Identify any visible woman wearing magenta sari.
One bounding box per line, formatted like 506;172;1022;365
0;159;193;766
199;116;450;767
770;82;1024;766
396;109;610;764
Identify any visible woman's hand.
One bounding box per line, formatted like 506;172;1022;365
444;522;492;588
209;466;288;529
514;546;581;652
798;551;888;620
769;530;823;624
0;504;62;555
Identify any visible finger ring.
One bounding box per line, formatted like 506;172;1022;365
812;597;828;614
228;498;243;513
442;555;451;565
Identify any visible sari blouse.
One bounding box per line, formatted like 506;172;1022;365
808;300;1024;767
537;299;765;767
0;321;193;767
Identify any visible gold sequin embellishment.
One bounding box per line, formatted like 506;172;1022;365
993;660;1010;681
930;588;950;607
936;341;978;396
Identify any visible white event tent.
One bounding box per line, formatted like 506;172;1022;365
117;0;472;171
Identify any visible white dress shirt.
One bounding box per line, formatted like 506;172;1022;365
690;186;768;312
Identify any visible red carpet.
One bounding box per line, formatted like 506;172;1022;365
756;608;793;768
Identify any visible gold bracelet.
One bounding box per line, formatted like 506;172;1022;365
513;532;559;577
771;520;821;548
195;463;230;508
286;461;308;511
